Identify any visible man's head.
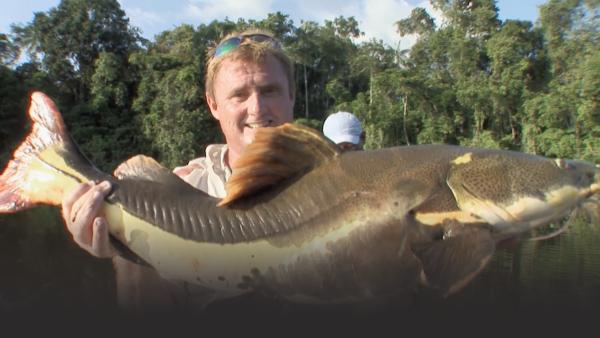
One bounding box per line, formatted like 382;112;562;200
205;29;295;165
323;111;364;152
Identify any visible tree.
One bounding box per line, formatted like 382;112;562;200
0;33;18;66
12;0;144;105
526;0;600;161
287;21;320;118
2;4;597;169
131;24;217;168
396;7;436;38
9;0;146;170
486;20;547;149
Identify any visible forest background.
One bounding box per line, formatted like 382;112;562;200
1;0;598;172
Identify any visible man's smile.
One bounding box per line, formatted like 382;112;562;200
245;120;273;129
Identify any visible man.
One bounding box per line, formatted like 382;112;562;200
322;111;364;152
60;28;295;312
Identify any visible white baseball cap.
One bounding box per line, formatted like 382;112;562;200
322;111;363;145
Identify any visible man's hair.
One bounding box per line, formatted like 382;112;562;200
205;28;295;101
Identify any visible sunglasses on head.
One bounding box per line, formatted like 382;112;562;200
213;34;282;58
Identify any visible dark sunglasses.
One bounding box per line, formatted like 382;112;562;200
213;34;282;58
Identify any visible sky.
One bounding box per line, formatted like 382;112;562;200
1;0;547;50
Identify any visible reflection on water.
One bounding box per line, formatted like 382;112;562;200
0;207;117;314
1;206;599;317
415;211;600;312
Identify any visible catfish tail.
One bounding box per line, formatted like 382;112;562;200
0;92;105;213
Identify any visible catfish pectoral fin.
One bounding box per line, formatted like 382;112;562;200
108;235;152;267
412;224;495;297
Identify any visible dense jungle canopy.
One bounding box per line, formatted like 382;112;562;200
1;0;598;171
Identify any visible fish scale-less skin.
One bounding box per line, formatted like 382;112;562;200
451;152;585;205
253;217;423;302
416;188;459;213
452;153;547;202
109;163;359;245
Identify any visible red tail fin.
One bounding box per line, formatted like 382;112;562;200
0;92;78;212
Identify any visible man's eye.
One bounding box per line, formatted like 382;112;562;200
232;92;247;100
263;87;280;96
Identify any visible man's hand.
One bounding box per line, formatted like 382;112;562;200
173;163;203;177
61;180;116;258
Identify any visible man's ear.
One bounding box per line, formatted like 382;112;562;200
206;92;219;120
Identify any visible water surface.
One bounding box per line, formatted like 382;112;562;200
1;207;599;318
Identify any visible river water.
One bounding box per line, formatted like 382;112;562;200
1;205;599;319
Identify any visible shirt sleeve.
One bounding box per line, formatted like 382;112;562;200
170;145;228;198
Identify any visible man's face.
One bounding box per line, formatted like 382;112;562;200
207;54;294;165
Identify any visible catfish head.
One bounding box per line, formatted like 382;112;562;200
445;152;600;239
406;150;600;297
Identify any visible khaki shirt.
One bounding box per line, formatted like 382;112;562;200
173;144;231;198
113;144;231;313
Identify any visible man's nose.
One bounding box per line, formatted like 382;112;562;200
247;92;266;116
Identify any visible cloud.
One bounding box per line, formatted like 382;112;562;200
283;0;445;49
359;0;444;49
117;0;166;37
283;0;362;24
358;0;414;48
420;0;446;28
174;0;445;49
184;0;275;22
127;7;165;26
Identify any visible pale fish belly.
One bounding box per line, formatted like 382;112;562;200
104;201;410;300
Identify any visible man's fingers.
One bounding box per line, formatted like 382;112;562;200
71;181;112;241
61;181;94;219
64;181;111;247
173;163;203;177
83;181;111;214
91;218;116;258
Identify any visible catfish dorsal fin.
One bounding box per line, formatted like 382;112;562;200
114;155;180;185
218;123;340;207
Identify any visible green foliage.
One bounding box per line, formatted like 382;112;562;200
0;61;57;166
131;24;217;168
5;0;146;171
537;128;577;158
459;130;501;149
12;0;144;104
293;118;322;130
0;66;26;165
287;17;361;120
396;8;436;37
0;33;18;65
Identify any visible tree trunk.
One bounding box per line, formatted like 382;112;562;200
403;95;410;145
304;64;309;119
575;120;581;159
369;68;373;110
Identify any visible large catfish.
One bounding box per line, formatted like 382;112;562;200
1;92;599;304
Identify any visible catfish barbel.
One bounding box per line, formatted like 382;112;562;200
1;92;599;304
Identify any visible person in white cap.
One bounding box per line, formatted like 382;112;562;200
323;111;365;152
